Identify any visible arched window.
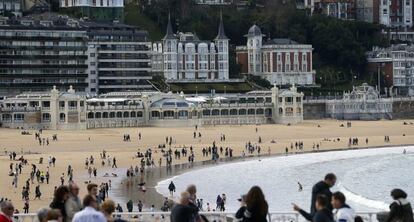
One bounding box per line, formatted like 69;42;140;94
116;112;122;118
88;112;94;119
203;110;210;116
256;109;264;115
103;112;108;118
130;112;136;118
123;112;129;118
95;112;101;119
239;109;246;115
212;109;220;116
248;109;255;115
221;109;229;116
109;112;115;118
137;111;143;117
230;109;238;115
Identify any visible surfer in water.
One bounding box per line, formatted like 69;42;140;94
298;182;303;192
403;149;407;154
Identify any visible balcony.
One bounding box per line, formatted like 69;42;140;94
0;106;41;112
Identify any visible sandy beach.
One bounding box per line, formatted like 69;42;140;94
1;119;413;212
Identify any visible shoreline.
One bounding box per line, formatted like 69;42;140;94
117;143;414;211
1;120;413;212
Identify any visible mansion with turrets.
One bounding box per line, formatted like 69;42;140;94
236;25;316;86
151;14;229;82
0;85;303;130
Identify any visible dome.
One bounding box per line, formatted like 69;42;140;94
150;98;194;108
247;25;262;37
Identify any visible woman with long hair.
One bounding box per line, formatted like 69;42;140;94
49;186;70;222
236;186;269;222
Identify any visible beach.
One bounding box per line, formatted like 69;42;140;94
0;119;413;212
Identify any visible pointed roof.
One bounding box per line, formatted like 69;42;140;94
215;11;228;40
163;13;176;40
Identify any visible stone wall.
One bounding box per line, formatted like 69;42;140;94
303;103;326;120
392;100;414;119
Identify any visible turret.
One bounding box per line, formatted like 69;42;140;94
214;11;229;80
245;24;264;75
163;13;178;80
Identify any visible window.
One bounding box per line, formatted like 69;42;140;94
90;53;95;57
42;101;50;108
60;113;66;122
14;113;24;121
68;101;77;109
42;113;50;122
90;62;96;66
59;101;65;109
90;71;96;75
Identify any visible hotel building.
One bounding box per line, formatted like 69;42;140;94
236;25;315;86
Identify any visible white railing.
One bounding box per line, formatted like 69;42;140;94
11;211;378;222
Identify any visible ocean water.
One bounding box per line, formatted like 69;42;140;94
155;146;414;212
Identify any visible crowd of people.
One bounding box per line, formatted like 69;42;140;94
0;123;412;222
0;173;412;222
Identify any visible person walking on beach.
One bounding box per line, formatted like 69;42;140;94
112;157;117;168
332;192;355;222
126;200;133;213
137;201;143;212
385;189;413;222
168;181;176;196
34;185;41;200
310;173;337;214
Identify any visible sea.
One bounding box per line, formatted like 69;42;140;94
156;146;414;212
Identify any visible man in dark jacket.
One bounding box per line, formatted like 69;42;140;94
171;191;201;222
126;200;133;212
311;173;337;214
294;194;334;222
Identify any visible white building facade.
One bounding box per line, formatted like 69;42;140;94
151;15;229;82
326;83;393;120
0;85;303;129
236;25;315;86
